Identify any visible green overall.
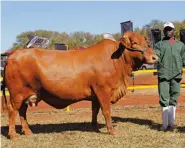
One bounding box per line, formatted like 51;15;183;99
154;39;185;107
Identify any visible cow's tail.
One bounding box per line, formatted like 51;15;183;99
1;50;16;111
1;62;7;111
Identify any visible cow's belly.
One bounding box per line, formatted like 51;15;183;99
42;98;79;109
40;75;92;99
39;88;92;109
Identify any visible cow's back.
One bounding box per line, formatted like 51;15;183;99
6;40;118;101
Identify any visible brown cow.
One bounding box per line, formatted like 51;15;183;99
2;31;158;139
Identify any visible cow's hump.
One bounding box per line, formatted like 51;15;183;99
103;33;116;42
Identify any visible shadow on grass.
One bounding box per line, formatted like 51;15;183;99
112;116;185;133
176;126;185;133
1;118;184;139
1;122;105;139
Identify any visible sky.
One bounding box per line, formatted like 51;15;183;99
1;1;185;53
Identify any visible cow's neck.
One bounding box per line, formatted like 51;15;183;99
110;59;132;104
109;49;134;104
121;53;135;76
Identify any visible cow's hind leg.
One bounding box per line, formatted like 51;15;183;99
8;93;34;139
92;98;100;132
7;97;20;140
18;103;32;135
18;93;40;135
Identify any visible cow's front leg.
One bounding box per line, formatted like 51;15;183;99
19;103;32;135
91;98;100;132
100;102;117;135
94;87;117;135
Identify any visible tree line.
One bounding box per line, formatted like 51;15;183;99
10;19;185;51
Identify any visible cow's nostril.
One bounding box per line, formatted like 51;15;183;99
152;55;158;61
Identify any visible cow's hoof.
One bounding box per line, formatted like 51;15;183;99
9;133;20;140
23;130;33;135
109;129;117;135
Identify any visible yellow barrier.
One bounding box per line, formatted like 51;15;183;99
66;106;70;111
133;68;185;74
0;91;10;96
133;69;157;73
128;84;185;90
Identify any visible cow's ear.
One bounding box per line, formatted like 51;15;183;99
111;35;131;59
119;36;131;50
111;37;128;59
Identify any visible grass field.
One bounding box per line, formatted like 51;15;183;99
1;104;185;148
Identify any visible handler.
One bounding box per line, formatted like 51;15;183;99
154;22;185;131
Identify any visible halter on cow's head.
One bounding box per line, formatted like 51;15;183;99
117;31;158;70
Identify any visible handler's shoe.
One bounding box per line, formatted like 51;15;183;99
168;106;176;128
160;107;168;131
167;125;177;131
160;125;167;131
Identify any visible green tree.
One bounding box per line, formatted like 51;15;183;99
9;19;185;51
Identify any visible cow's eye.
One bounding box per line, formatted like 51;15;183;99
133;42;138;45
